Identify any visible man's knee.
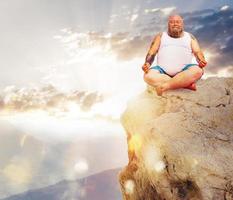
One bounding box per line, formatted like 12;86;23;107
189;67;203;79
194;67;204;79
143;71;159;82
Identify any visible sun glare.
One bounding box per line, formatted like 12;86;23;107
204;51;215;62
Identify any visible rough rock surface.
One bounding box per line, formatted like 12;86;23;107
118;77;233;200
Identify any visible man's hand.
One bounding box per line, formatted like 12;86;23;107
195;51;207;68
142;62;151;73
198;60;207;68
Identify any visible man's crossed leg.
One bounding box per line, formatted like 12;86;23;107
144;65;204;96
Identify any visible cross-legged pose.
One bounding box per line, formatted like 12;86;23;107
142;14;207;96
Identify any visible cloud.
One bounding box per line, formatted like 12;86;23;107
115;6;233;75
161;6;176;15
144;6;176;17
130;14;138;23
0;121;127;198
53;6;233;77
110;35;153;60
182;7;233;73
53;28;148;61
0;84;103;113
144;8;160;14
220;5;230;11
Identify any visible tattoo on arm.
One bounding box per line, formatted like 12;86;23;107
145;53;155;65
145;33;161;65
150;40;155;48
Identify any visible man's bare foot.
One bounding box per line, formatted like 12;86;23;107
155;83;169;96
185;82;196;91
154;82;196;96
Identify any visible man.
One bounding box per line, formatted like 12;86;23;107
142;14;207;96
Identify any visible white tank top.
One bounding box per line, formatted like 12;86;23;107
157;31;193;76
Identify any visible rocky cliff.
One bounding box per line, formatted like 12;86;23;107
118;77;233;200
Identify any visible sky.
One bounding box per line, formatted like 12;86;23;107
0;0;233;139
0;1;233;197
0;0;233;92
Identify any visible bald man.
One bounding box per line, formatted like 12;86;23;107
142;15;207;96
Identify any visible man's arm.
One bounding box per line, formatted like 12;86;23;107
190;33;207;68
142;33;162;73
145;33;162;65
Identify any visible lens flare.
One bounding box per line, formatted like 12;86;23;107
74;159;89;174
124;179;135;195
128;134;142;152
144;144;165;173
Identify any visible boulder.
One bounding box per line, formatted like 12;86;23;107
119;77;233;200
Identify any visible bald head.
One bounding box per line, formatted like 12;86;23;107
168;15;183;22
167;14;184;38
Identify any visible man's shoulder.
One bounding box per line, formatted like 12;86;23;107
157;32;164;37
187;32;197;40
153;32;163;40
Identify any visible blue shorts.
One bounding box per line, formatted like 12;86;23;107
149;64;204;79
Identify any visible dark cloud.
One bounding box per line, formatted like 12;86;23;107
183;8;233;73
112;7;233;74
110;35;153;60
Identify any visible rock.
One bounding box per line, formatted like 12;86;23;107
118;77;233;200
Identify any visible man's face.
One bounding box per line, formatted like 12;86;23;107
168;16;184;35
